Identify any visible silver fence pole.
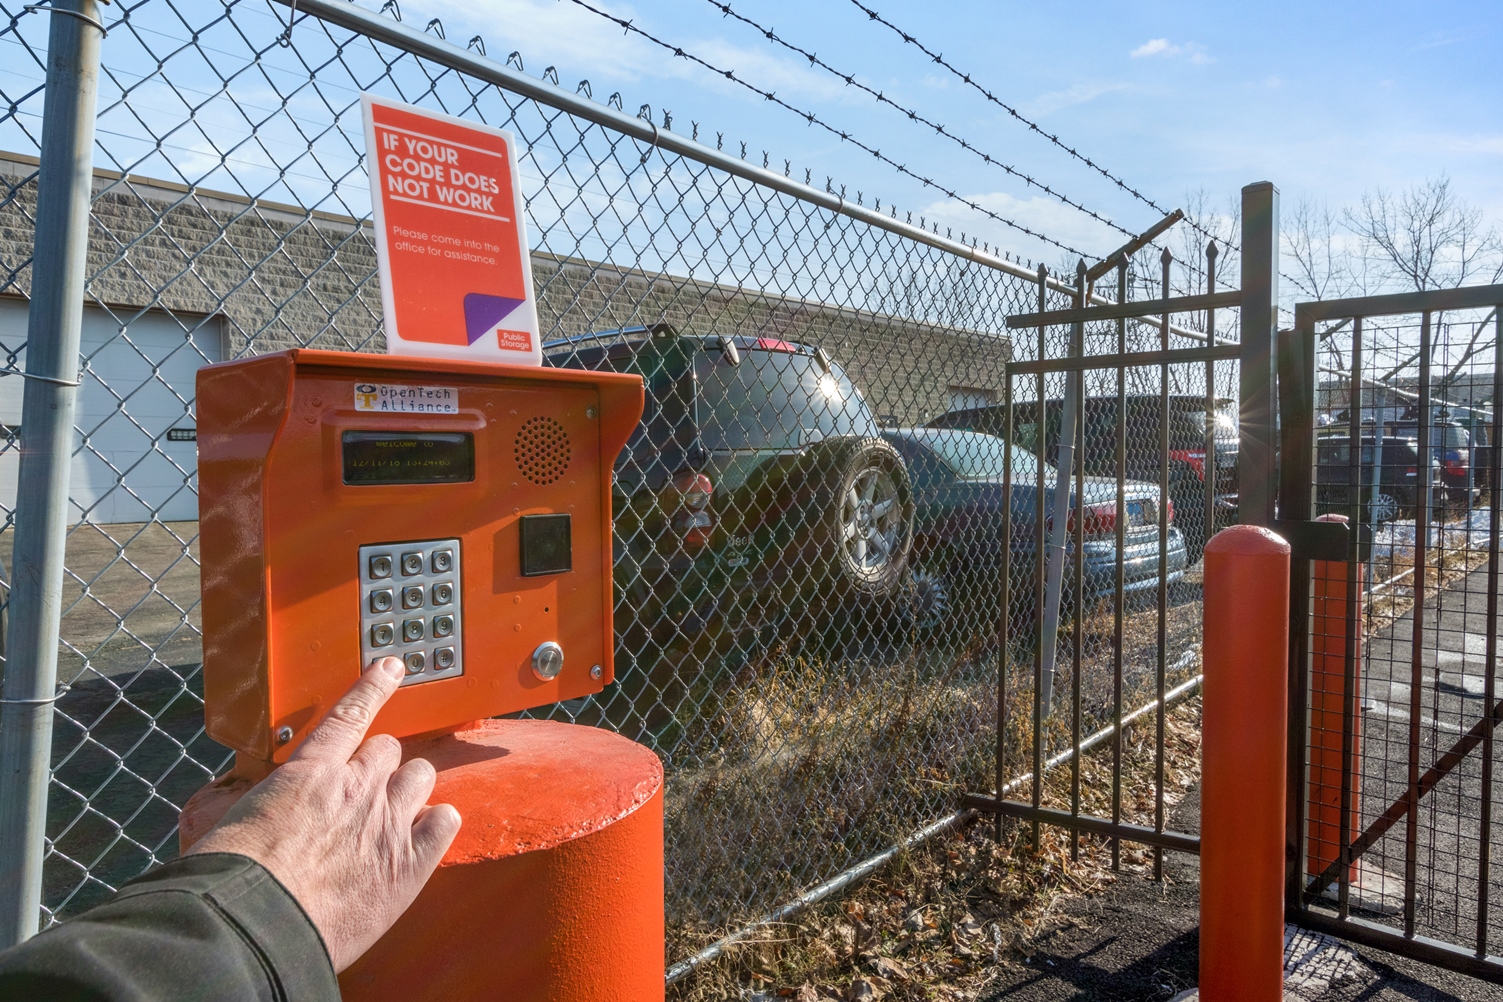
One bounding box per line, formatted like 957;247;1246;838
0;0;105;947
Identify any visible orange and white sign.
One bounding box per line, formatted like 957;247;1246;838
362;94;541;365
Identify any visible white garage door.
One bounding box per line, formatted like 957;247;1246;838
0;298;225;524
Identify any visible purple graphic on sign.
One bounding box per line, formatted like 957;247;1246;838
463;293;526;345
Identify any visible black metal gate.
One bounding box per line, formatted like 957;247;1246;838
1284;282;1503;981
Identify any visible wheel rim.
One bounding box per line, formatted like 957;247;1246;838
904;566;950;630
840;466;903;575
1371;492;1399;523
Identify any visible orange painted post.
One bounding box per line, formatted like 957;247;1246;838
182;719;665;1002
1307;514;1363;882
1201;525;1290;1001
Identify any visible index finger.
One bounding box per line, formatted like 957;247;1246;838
290;656;405;763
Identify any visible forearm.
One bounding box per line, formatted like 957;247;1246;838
0;853;338;1002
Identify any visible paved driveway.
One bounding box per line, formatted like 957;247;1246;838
1345;563;1503;954
1;520;204;684
0;522;218;920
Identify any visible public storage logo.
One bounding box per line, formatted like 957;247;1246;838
361;93;541;365
353;383;460;415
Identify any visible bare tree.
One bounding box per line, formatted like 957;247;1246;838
1285;198;1366;302
1345;174;1502;292
1338;176;1503;389
1284;198;1373;371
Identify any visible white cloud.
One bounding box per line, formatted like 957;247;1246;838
1024;82;1129;117
1130;38;1213;64
1131;38;1174;58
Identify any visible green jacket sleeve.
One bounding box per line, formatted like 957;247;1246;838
0;853;339;1002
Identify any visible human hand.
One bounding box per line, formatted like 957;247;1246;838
190;656;462;972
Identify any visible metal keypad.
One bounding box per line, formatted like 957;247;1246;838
359;539;462;686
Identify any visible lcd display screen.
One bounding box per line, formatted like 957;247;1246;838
342;431;475;485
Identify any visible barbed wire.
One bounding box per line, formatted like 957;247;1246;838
699;0;1141;245
562;0;1093;259
845;0;1233;253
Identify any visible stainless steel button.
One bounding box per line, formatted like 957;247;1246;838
532;641;564;680
359;539;462;687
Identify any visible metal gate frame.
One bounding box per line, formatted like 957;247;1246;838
964;181;1282;863
961;268;1239;861
1282;282;1503;982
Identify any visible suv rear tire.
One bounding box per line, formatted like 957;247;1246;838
797;437;914;598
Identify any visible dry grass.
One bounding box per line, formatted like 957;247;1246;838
667;696;1203;1001
663;634;1001;957
657;571;1206;964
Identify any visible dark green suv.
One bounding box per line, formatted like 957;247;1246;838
545;325;914;658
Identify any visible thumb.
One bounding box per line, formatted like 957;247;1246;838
410;803;462;875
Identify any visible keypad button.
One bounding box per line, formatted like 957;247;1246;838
360;539;460;687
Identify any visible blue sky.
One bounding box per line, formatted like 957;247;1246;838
394;0;1503;268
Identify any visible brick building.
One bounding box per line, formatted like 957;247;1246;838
0;150;1012;522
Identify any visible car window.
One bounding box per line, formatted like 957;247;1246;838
905;430;1052;480
1010;404;1058;456
882;435;947;485
1318;442;1349;465
1442;424;1469;449
1321;438;1420;465
695;348;877;450
1383;441;1420;464
547;339;694;477
1180;403;1239;441
1387;422;1469;450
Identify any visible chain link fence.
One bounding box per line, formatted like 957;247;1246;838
0;0;1227;968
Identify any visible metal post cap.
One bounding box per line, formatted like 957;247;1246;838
532;641;564;680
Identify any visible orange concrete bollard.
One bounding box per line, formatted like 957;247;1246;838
182;718;664;1002
1201;525;1289;1002
1307;514;1363;881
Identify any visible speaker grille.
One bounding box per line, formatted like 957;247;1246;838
514;416;572;485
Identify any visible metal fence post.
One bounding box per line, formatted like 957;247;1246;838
0;0;104;947
1239;181;1280;529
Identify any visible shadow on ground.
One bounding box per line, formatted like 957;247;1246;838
980;787;1503;1002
